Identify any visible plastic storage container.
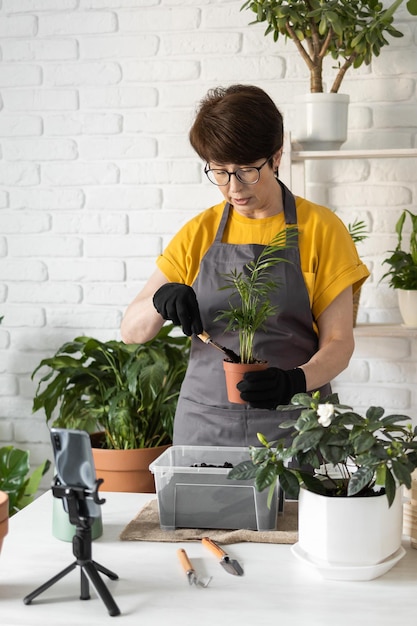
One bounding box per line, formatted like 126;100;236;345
149;445;278;531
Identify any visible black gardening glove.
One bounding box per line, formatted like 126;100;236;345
237;367;306;409
153;283;203;336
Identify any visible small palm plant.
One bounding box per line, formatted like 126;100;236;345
215;228;297;363
347;218;369;245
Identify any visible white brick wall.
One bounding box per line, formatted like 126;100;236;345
0;0;416;479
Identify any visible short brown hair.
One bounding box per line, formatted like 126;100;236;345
189;84;284;165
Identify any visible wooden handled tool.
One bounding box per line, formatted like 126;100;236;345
202;537;244;576
197;331;240;363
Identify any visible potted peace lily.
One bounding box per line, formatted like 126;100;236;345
215;227;296;403
32;324;190;493
241;0;417;149
229;391;417;579
381;209;417;327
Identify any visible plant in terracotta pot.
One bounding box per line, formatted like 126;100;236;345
31;323;190;492
381;209;417;327
240;0;417;148
0;445;50;516
215;227;296;403
229;391;417;578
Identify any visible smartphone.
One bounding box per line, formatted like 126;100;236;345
50;428;101;519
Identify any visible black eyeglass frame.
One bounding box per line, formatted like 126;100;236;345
204;156;272;186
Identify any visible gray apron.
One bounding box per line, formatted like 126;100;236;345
173;180;331;446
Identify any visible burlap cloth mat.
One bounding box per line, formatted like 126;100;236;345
119;498;298;544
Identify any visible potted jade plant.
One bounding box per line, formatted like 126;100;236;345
215;227;296;403
32;324;190;493
241;0;417;149
381;209;417;327
229;391;417;579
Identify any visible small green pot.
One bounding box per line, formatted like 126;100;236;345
52;496;103;542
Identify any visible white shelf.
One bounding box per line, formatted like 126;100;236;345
354;324;417;338
280;143;417;196
291;147;417;160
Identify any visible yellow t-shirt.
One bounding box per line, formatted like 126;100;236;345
156;197;370;320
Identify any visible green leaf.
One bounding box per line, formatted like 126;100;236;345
228;460;257;481
347;466;374;496
278;468;300;499
392;458;413;488
0;446;50;516
385;467;396;507
293;428;323;452
255;464;279;492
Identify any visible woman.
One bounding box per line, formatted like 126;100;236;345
121;84;369;447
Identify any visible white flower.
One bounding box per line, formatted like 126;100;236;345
317;403;334;427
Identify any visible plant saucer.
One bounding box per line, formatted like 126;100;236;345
291;543;406;581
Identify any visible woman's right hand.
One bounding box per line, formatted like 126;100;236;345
153;283;203;336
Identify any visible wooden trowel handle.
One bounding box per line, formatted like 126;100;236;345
197;331;211;344
202;537;226;558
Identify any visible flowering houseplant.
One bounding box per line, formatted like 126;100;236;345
228;391;417;506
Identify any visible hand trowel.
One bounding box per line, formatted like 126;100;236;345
197;331;240;363
202;537;244;576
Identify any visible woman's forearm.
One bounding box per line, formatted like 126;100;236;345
121;268;168;344
300;287;355;392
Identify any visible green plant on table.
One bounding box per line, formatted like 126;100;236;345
0;446;50;516
32;323;190;450
381;209;417;290
215;228;296;364
229;391;417;507
241;0;417;93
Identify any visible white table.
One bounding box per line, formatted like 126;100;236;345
1;491;417;625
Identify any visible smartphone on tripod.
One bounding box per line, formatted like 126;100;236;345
50;428;101;519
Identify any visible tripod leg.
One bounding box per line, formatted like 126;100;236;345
80;567;90;600
81;562;121;617
23;562;77;605
92;560;119;581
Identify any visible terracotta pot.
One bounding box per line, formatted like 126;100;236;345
0;491;9;554
90;434;171;493
223;360;268;404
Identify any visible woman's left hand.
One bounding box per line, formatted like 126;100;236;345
237;367;306;409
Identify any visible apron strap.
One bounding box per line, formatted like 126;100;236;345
214;180;298;244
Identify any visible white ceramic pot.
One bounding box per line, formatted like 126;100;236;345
397;289;417;327
293;93;349;150
295;487;403;569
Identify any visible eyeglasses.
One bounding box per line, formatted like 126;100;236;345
204;157;271;186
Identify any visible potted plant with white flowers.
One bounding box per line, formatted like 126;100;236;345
240;0;417;149
229;391;417;579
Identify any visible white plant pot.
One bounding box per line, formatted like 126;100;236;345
292;488;404;580
293;93;349;150
397;289;417;327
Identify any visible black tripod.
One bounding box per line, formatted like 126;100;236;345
24;478;121;617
